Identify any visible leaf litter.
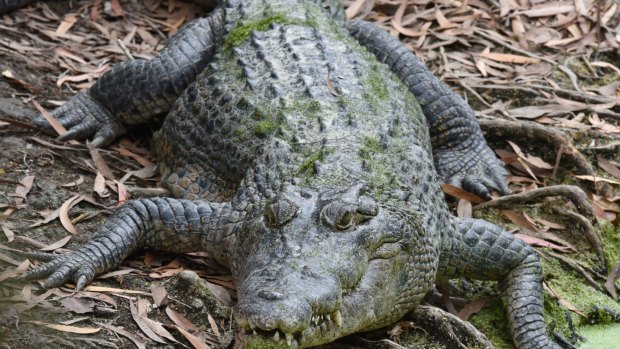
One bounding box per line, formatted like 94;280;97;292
0;0;619;348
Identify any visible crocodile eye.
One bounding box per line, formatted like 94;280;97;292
265;199;299;228
322;202;355;231
336;210;353;230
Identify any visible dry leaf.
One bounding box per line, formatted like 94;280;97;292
478;52;540;64
457;298;488;321
97;322;147;349
26;320;100;334
176;325;212;349
1;224;15;243
441;184;486;204
151;285;168;307
514;234;571;251
40;235;71;251
59;194;84;235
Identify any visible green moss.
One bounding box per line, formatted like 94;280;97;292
224;13;321;50
600;223;620;269
254;120;279;135
367;65;390;101
298;147;334;177
225;15;289;49
469;298;512;349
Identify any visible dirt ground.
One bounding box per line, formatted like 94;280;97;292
0;1;619;349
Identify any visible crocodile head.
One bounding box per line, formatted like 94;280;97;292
232;184;438;348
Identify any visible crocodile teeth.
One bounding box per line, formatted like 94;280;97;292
253;330;257;336
331;310;342;328
273;331;280;342
285;332;294;346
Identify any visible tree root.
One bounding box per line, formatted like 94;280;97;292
479;119;613;197
407;305;493;349
551;206;607;274
474;184;592;219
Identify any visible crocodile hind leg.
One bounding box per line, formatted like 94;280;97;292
18;198;240;290
33;9;226;147
347;20;509;199
437;217;561;349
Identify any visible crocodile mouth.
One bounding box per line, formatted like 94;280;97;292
239;309;343;348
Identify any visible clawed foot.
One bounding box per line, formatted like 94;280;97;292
435;144;510;200
16;248;99;291
33;91;126;147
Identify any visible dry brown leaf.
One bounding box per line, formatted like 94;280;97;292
597;155;620;180
117;181;129;204
26;320;100;334
97;268;137;279
97;322;147;349
88;143;115;180
457;298;488;321
166;307;203;335
514;234;571;252
517;5;575;17
574;175;620;185
60;175;84;188
82;285;150;295
478;52;540;64
130;299;167;344
61;297;95;314
441;184;486;204
207;313;220;337
176;325;212;349
1;224;15;243
55;14;77;35
151;285;168;307
94;172;109;198
502;211;538;232
74;291;118;309
40;235;71;251
59;194;84;235
456;199;472;218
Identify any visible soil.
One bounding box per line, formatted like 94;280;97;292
0;1;619;349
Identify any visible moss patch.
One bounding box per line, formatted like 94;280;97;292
225;15;290;49
298;147;334;177
579;323;620;349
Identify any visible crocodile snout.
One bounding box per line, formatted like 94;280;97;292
235;266;343;348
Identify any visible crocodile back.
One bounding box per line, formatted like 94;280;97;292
155;0;452;248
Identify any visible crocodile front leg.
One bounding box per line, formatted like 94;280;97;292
19;198;240;290
438;218;561;349
347;20;509;199
34;9;226;147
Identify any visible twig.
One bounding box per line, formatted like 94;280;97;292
473;28;556;65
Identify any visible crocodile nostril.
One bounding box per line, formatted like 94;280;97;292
258;290;285;300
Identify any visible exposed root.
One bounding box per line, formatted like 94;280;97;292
479;120;613;197
541;250;607;294
473;185;592;219
407;305;493;349
551;206;606;274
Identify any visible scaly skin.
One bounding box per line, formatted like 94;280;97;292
19;1;559;348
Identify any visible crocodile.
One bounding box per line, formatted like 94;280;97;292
15;1;562;348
